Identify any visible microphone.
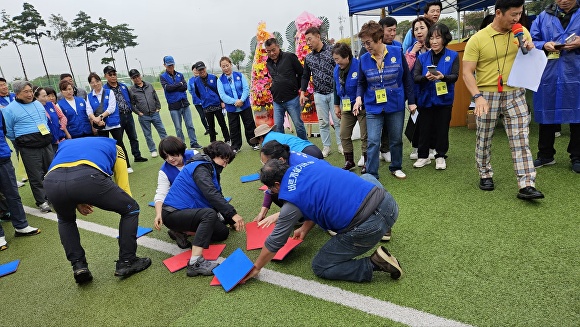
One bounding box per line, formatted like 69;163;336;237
512;23;528;55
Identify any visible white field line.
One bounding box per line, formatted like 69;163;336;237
25;206;473;327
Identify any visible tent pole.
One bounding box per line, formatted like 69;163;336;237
457;10;461;40
350;16;356;57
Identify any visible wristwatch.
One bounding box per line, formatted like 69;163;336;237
473;93;483;100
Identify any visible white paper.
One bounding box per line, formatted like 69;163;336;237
507;47;548;92
411;110;418;124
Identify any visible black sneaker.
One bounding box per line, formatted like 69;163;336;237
533;157;555;168
479;178;494;191
168;230;192;249
190;143;203;149
572;160;580;174
134;157;148;162
370;246;403;280
186;257;219;277
517;186;545;200
72;261;93;284
114;257;152;278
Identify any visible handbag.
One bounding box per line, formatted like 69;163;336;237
92;91;107;130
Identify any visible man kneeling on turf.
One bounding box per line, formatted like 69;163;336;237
44;137;151;284
243;159;403;283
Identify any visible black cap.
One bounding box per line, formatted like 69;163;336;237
193;61;206;70
129;69;140;78
103;66;117;75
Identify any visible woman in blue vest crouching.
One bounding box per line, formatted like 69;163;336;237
412;23;458;170
156;141;246;277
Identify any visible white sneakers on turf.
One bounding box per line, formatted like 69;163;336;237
409;148;418;160
127;167;134;174
391;170;406;179
413;158;431;168
338;144;344;154
358;156;364;167
322;146;331;158
381;152;391;162
429;149;436;160
17;181;25;188
435;157;446;170
151;151;158;158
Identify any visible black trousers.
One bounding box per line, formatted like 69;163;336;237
302;145;324;159
538;123;580;161
98;128;130;168
205;108;230;143
417;105;452;159
119;112;142;158
194;105;209;131
162;207;229;248
20;144;53;206
44;166;140;264
227;108;257;151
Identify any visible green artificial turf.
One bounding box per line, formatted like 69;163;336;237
1;90;578;326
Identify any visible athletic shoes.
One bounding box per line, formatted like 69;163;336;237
72;261;93;284
14;226;40;237
168;230;192;249
38;202;52;213
114;257;152;278
370;246;403;280
134;157;148;162
186;257;219;277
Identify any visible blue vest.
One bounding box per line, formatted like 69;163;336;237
188;76;202;105
159;150;195;184
0;93;16;107
359;45;406;114
44;102;66;143
263;131;314;152
334;57;360;105
417;48;458;108
161;71;188;104
57;97;92;138
193;74;221;108
103;83;133;112
278;161;375;231
219;72;250;112
87;89;120;127
49;137;118;174
163;159;221;210
0;117;12;159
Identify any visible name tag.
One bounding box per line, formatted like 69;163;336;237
435;82;448;96
547;51;560;60
375;89;387;103
38;123;50;135
342;98;351;111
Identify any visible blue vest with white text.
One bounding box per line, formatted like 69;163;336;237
334;57;360;105
57;97;92;138
0;93;16;108
88;89;121;126
161;71;188;104
103;83;133;112
219;72;250;112
44;102;66;143
417;48;457;108
49;137;118;175
160;150;196;184
163;159;221;210
194;75;221;108
262;131;314;152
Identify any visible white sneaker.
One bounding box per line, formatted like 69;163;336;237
38;202;52;213
555;132;561;137
327;230;337;236
322;146;331;158
127;167;134;174
151;151;158;158
435;157;446;170
413;158;431;168
17;181;25;188
409;148;418;160
391;170;406;179
0;236;7;248
358;156;364;167
15;225;39;234
381;152;391;162
429;149;436;160
338;145;344;154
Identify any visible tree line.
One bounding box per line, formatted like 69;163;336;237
0;2;138;83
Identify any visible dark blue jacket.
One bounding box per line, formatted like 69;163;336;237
193;74;221;108
44;102;66;143
160;71;189;109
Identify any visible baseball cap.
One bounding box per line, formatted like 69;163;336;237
193;61;206;70
129;69;140;78
103;66;117;74
163;56;175;66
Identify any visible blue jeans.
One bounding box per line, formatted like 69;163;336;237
366;110;405;178
138;112;168;153
314;92;341;147
273;96;307;140
169;106;198;146
311;174;398;282
0;158;29;237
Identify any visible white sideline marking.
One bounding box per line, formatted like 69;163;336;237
25;206;472;327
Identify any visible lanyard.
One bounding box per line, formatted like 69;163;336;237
492;32;510;92
17;101;44;124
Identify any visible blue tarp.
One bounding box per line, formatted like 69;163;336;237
347;0;496;16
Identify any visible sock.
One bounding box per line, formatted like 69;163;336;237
189;255;201;265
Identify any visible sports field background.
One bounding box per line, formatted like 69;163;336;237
0;89;578;326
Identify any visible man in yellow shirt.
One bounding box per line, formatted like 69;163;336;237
44;137;151;284
463;0;544;200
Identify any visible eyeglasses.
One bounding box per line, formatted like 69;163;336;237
362;40;374;48
107;72;117;76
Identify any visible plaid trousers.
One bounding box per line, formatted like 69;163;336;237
475;89;536;189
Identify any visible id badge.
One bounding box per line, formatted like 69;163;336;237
375;89;387;103
547;52;560;60
342;98;351;111
38;123;50;135
435;82;448;96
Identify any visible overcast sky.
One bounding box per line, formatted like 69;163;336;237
1;0;418;83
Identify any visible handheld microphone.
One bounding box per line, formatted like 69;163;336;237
512;23;528;55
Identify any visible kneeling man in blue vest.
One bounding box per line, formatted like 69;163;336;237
243;158;403;283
